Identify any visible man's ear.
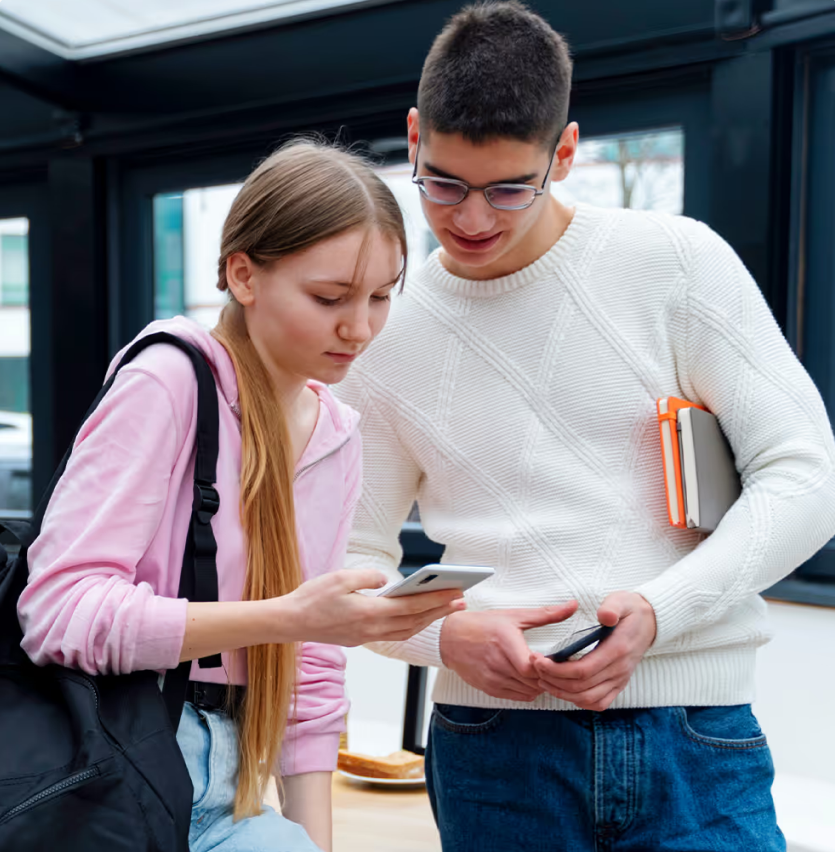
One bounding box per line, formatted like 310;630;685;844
225;252;257;306
407;108;420;166
550;121;580;184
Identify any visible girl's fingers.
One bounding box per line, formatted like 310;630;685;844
382;590;464;615
370;603;463;641
393;601;465;628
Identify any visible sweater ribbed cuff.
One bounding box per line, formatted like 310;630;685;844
634;572;722;646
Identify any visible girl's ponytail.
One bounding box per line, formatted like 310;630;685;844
211;139;407;819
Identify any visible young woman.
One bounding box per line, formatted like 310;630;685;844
17;141;464;852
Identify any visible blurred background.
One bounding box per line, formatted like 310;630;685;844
1;2;833;849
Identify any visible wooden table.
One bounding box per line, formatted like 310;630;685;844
332;774;441;852
265;774;441;852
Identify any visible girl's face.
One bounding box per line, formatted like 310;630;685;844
227;227;402;388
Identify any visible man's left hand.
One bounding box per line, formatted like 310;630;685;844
530;592;657;712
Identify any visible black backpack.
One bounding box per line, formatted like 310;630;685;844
0;332;224;851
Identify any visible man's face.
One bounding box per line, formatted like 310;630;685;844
408;113;577;280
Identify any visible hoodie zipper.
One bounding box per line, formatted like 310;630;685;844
293;436;351;483
0;767;101;825
231;401;352;484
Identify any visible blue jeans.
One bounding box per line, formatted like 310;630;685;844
176;703;322;852
426;704;784;852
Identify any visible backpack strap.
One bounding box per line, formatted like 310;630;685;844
29;332;223;730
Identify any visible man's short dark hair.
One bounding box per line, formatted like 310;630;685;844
418;1;573;146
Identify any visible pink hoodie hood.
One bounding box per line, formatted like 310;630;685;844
20;316;361;775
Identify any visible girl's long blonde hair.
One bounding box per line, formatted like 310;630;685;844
211;140;407;820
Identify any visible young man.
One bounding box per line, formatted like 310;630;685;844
336;3;835;849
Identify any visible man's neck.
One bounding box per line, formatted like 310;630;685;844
440;196;575;281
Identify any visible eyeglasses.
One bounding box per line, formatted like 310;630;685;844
411;134;559;211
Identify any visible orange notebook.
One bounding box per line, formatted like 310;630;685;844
656;397;707;528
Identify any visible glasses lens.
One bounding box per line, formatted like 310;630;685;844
485;185;538;210
419;178;467;205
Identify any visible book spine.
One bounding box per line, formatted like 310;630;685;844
658;406;687;528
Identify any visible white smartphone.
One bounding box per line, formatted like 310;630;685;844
364;564;495;598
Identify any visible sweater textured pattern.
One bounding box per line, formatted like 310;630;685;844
336;203;835;711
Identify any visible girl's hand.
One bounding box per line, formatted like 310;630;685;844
279;569;466;646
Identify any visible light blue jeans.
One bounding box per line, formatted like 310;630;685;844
176;702;323;852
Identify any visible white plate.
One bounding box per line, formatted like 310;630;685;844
337;769;426;788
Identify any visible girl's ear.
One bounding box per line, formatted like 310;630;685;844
226;252;257;306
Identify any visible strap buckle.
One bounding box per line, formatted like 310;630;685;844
193;482;220;524
191;683;206;707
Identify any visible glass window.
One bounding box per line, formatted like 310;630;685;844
0;233;29;307
153;185;240;328
558;127;684;213
0;217;32;517
153;193;185;320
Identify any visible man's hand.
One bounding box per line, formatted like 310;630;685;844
439;602;578;702
531;591;657;712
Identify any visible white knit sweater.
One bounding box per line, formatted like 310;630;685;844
336;203;835;710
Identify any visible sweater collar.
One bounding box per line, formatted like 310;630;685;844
422;202;597;298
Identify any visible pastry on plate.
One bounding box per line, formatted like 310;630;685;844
337;749;425;780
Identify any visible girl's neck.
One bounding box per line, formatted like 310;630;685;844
248;332;309;411
247;332;320;465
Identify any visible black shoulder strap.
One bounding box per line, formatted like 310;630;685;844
29;332;223;729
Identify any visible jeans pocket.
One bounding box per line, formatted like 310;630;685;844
184;705;216;809
432;704;505;734
677;705;768;750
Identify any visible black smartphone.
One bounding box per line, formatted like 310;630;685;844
545;624;615;663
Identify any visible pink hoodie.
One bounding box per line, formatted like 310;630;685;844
18;317;358;776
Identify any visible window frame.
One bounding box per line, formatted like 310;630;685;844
767;42;835;603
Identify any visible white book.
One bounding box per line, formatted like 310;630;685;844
677;406;741;531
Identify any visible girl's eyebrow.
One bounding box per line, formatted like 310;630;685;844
306;277;400;289
305;279;353;287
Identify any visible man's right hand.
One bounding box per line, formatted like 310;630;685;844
439;602;578;702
